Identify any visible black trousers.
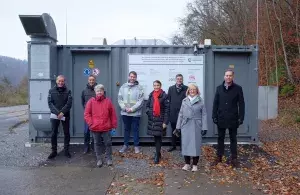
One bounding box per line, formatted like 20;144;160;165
51;118;70;151
154;136;162;154
184;156;199;165
217;127;237;159
170;122;181;147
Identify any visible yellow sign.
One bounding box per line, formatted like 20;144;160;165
88;60;95;69
229;64;234;69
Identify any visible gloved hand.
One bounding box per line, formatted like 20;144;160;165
173;129;181;137
201;130;207;136
110;129;116;136
213;118;218;124
238;119;243;125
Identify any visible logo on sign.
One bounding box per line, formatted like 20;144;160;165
83;68;91;76
92;68;100;76
189;75;196;81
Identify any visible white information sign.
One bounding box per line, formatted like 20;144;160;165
128;54;205;100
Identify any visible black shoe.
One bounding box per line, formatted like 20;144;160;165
231;158;239;168
167;147;176;152
210;156;222;166
48;151;57;159
65;150;71;158
153;152;161;160
154;152;161;164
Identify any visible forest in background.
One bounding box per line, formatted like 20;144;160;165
0;56;28;106
172;1;300;194
172;0;300;128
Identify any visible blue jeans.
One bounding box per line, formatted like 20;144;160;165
122;115;140;146
84;122;94;147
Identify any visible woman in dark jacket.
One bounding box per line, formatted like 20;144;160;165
146;80;169;164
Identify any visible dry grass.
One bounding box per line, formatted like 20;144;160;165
0;77;28;107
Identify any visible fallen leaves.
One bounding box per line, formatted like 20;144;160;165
202;141;300;195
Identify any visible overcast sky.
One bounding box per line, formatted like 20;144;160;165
0;0;190;60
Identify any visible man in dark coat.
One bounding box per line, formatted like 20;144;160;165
212;69;245;168
81;75;97;154
47;75;73;159
167;74;188;152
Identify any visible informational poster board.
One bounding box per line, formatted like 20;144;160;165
128;54;205;100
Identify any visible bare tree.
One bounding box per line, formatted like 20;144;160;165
265;0;279;86
272;0;294;84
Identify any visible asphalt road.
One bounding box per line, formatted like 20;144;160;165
0;105;28;131
0;105;115;195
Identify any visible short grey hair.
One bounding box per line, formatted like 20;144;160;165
94;84;105;92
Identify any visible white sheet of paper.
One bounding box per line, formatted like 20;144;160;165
50;113;65;121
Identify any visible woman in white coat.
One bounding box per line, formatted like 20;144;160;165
175;83;208;172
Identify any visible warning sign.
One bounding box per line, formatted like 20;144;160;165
88;60;95;69
92;68;100;76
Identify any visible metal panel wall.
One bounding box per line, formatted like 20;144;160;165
29;81;51;112
30;45;259;144
258;86;278;120
30;44;50;79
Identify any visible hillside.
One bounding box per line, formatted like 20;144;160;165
0;55;28;106
0;55;28;86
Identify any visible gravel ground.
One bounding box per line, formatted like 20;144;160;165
0;123;56;167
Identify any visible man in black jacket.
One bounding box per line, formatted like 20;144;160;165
167;74;188;152
212;69;245;167
47;75;73;159
81;75;97;154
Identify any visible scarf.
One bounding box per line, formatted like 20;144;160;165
96;94;106;102
153;89;162;117
188;95;200;105
176;84;183;93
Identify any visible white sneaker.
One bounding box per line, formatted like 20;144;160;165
182;164;191;171
134;146;140;154
119;145;128;153
191;165;198;172
96;159;103;167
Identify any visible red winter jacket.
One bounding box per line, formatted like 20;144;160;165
84;97;117;132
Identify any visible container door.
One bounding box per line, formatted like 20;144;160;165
213;53;250;135
72;52;109;137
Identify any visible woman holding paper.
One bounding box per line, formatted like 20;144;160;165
146;80;169;164
84;84;117;167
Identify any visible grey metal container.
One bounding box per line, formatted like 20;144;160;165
20;13;259;144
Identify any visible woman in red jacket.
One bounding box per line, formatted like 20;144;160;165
84;84;117;167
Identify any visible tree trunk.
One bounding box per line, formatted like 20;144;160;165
262;36;269;85
296;0;300;56
265;0;279;86
272;0;295;84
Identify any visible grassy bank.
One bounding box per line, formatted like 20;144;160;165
0;76;28;107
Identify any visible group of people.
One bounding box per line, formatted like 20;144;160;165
47;69;245;170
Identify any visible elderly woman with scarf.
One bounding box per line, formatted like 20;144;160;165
175;83;208;172
146;80;170;164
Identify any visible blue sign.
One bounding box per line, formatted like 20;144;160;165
83;68;91;76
